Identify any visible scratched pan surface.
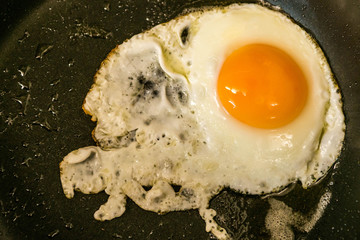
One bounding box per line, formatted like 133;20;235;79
0;0;359;239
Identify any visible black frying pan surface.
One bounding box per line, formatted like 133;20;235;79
0;0;359;239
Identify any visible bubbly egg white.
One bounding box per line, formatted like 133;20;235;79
60;4;345;239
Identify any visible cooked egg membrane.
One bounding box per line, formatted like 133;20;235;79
60;4;345;239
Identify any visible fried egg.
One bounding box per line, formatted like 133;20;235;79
60;3;345;239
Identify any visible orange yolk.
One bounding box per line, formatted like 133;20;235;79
217;44;308;129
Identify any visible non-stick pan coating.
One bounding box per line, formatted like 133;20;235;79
0;0;359;239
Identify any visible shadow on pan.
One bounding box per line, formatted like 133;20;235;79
0;0;359;239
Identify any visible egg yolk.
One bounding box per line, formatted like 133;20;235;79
217;44;308;129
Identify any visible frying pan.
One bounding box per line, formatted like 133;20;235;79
0;0;359;239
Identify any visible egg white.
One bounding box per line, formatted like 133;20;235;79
60;4;345;239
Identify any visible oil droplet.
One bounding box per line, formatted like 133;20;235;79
17;81;29;90
5;115;18;126
50;79;60;86
18;65;31;77
35;43;54;60
18;30;30;43
68;58;75;67
112;233;122;238
13;98;23;107
73;23;113;39
21;157;32;167
104;1;110;11
9;188;16;197
36;201;45;207
13;214;20;222
27;211;35;217
32;118;53;131
48;229;60;238
51;93;59;102
65;222;74;229
48;104;58;116
24;92;31;115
